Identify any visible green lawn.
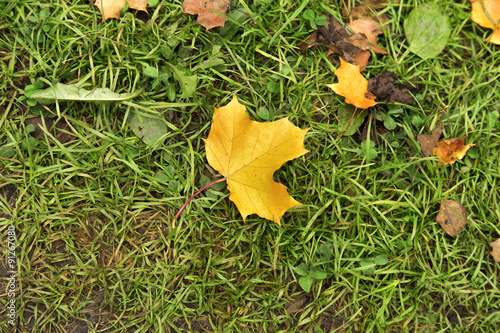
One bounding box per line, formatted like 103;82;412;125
1;0;499;332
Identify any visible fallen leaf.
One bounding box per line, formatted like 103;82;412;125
326;58;377;109
300;14;370;65
127;111;170;146
204;96;309;225
182;0;229;30
350;51;371;72
285;294;310;315
347;20;387;54
28;83;142;105
368;72;416;104
489;238;500;261
470;0;500;44
24;117;75;144
436;199;467;237
417;125;443;157
94;0;147;21
404;3;451;59
346;20;387;70
433;136;475;165
338;105;369;136
342;0;396;25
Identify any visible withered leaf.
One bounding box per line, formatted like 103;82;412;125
25;117;75;144
436;199;467;237
300;14;370;65
346;20;387;70
433;136;475;166
417;125;443;157
342;0;398;25
182;0;229;30
348;19;387;53
489;238;500;262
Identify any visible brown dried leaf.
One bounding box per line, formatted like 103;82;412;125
300;14;370;66
489;238;500;262
182;0;229;30
343;0;398;26
436;199;467;237
350;51;371;71
25;117;75;144
347;19;387;54
417;126;443;157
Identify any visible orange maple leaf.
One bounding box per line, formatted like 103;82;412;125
182;0;229;30
326;58;377;109
470;0;500;44
204;96;309;225
432;136;475;166
94;0;147;21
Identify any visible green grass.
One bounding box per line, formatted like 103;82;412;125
1;0;499;332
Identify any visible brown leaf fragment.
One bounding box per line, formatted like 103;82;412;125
433;136;475;166
350;51;371;71
417;126;443;157
489;238;500;262
368;72;416;104
436;199;467;237
343;18;389;71
25;117;75;144
285;294;310;315
182;0;229;30
301;14;370;65
343;0;398;26
347;19;387;54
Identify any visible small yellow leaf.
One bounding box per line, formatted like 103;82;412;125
326;58;377;109
470;0;500;44
204;96;309;225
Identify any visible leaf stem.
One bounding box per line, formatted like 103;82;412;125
340;106;358;138
174;178;226;220
438;105;448;126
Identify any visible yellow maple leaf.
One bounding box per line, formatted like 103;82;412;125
204;96;309;225
470;0;500;44
94;0;147;21
432;136;475;166
326;58;377;109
